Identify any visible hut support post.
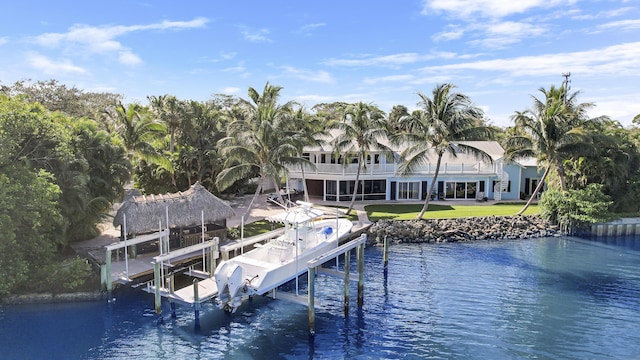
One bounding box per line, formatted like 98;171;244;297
308;266;316;336
357;243;364;307
344;250;350;316
193;279;200;330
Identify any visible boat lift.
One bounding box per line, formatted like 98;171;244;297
144;238;220;326
270;233;367;335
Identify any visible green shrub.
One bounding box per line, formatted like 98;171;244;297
539;183;613;232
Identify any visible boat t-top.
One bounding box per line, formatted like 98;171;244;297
214;201;353;312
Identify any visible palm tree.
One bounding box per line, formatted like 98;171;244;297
105;102;173;181
287;107;334;202
397;83;493;219
216;82;299;213
333;102;394;214
505;84;596;215
148;95;183;154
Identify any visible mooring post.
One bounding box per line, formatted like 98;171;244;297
105;248;112;292
169;273;176;318
193;278;200;330
344;250;351;316
153;261;163;324
308;266;316;336
383;235;389;271
357;242;364;307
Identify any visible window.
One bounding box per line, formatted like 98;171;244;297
444;181;478;199
398;181;420;200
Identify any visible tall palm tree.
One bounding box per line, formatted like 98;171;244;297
148;95;183;154
333;102;394;214
397;83;493;219
505;85;596;215
288;107;334;202
216;82;299;213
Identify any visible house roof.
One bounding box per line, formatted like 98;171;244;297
113;182;235;234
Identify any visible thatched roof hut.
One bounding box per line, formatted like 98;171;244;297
113;182;235;234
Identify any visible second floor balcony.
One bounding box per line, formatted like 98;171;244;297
288;161;500;177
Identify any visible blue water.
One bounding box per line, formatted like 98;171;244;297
1;236;640;359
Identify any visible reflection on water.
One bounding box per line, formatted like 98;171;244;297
1;236;639;359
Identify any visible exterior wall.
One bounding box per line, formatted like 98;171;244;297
288;147;534;202
496;164;521;200
520;166;544;198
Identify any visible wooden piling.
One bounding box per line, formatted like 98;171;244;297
105;248;112;292
308;266;316;336
193;279;200;330
344;250;350;316
357;243;364;307
154;262;162;315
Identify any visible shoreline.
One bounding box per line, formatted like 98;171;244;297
1;291;107;305
3;214;560;305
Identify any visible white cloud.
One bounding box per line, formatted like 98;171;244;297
432;27;465;42
468;21;548;48
585;96;640;126
118;51;142;65
296;23;326;35
363;74;415;85
324;52;436;67
32;17;208;65
419;42;640;77
221;87;241;94
26;52;87;74
598;19;640;31
571;6;634;20
240;27;272;42
421;0;575;19
0;37;7;46
279;66;334;83
294;94;336;104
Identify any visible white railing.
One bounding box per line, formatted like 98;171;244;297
288;162;496;176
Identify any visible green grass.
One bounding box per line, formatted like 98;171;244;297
365;203;539;221
229;205;358;238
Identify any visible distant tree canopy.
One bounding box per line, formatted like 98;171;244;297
1;77;639;296
0;94;130;296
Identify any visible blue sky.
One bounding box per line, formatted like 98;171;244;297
1;0;639;127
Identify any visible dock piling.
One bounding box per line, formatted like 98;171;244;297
343;250;350;316
193;279;200;330
307;266;316;336
357;242;364;307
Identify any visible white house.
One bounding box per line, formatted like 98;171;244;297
286;140;541;202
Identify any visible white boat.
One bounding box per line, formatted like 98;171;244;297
214;201;353;312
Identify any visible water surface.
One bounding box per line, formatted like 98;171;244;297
1;236;639;359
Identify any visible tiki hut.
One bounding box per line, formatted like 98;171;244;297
113;182;235;245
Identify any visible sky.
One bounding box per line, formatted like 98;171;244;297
1;0;639;127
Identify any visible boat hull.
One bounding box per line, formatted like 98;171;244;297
214;218;353;310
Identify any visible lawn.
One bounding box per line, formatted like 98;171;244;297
229;205;358;239
365;203;539;221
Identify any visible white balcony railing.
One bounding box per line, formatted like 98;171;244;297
287;162;496;177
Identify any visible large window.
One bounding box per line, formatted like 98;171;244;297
331;179;386;201
398;181;420;200
325;180;337;201
444;181;478;199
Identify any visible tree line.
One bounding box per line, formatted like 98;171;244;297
1;78;639;296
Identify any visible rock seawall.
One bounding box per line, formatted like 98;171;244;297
367;215;560;246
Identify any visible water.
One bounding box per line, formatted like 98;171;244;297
1;236;639;359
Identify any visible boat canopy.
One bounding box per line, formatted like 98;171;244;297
266;206;323;224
